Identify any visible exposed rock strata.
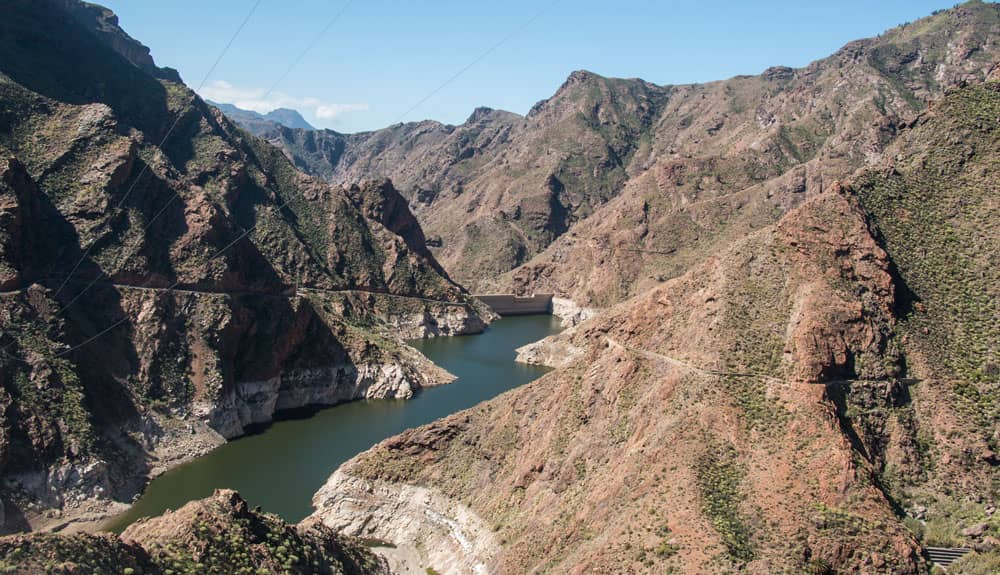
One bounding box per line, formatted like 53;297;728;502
549;296;597;327
310;470;498;575
384;304;491;340
206;358;455;440
514;327;584;368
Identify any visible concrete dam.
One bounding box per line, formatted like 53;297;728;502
474;294;553;316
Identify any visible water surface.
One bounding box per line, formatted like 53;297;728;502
105;315;560;531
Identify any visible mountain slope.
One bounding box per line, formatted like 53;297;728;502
0;0;486;532
503;1;1000;308
250;1;1000;306
310;80;1000;573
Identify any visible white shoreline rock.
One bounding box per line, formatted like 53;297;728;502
514;329;584;368
550;296;597;327
308;470;499;575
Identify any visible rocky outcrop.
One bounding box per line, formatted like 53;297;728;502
207;359;455;439
0;158;39;290
0;489;392;574
343;179;454;280
777;189;898;383
51;0;181;81
550;296;598;327
310;470;499;575
514;328;584;368
385;305;490;339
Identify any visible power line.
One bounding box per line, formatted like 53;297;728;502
5;0;556;365
261;0;353;101
226;1;562;262
55;176;185;314
4;0;363;365
50;0;264;302
53;0;355;316
377;0;560;177
3;0;264;364
390;0;559;126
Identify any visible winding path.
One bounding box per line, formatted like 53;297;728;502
605;336;786;383
0;280;471;307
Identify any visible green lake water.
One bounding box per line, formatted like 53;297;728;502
104;314;561;532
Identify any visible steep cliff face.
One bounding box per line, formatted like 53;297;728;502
0;0;485;532
312;81;1000;573
848;81;1000;562
51;0;182;82
237;2;1000;307
0;489;391;574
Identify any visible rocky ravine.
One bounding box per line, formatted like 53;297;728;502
0;0;488;533
308;80;1000;574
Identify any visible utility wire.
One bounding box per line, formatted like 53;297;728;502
376;0;560;178
5;0;556;364
390;0;559;126
262;0;353;101
50;0;265;302
3;0;264;365
3;0;360;365
229;0;562;255
55;0;354;316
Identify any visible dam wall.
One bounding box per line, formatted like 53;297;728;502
474;294;553;316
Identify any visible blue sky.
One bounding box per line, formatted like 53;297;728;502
100;0;969;133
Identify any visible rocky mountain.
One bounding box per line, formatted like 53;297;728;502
208;101;315;133
0;0;487;533
253;1;1000;308
310;79;1000;573
0;489;391;574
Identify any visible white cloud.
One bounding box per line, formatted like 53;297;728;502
198;80;368;121
316;103;369;119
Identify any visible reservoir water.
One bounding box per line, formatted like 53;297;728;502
104;314;561;532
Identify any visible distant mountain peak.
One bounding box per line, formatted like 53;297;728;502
263;107;314;130
566;69;599;83
207;101;315;133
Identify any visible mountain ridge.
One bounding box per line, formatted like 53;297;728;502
232;1;1000;309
